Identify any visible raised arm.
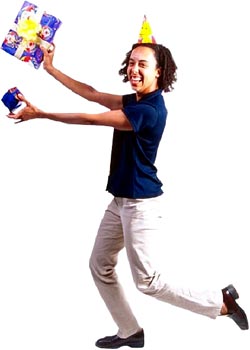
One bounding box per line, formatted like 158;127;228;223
41;45;123;111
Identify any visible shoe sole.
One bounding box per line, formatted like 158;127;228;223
127;341;144;348
96;343;144;349
96;339;144;348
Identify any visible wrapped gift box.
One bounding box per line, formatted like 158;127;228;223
1;87;23;112
1;1;62;69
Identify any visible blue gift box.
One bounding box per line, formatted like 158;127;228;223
1;1;62;69
1;87;22;112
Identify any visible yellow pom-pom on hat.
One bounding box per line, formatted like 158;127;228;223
138;15;156;43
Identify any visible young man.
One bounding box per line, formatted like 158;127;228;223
8;38;248;348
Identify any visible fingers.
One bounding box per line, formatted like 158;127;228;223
12;109;25;123
6;94;37;124
16;93;24;101
7;98;27;123
41;42;55;54
48;43;55;53
7;112;23;123
16;93;30;107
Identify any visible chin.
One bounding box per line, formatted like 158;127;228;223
130;86;139;92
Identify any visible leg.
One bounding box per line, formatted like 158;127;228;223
89;198;141;338
121;196;223;319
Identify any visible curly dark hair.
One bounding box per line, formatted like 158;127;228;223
119;43;177;93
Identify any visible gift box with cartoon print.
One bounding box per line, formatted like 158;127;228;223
1;1;62;69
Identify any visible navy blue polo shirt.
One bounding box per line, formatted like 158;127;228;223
106;89;167;198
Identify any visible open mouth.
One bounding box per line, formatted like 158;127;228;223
130;76;142;85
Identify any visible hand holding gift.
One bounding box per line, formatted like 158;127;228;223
1;1;62;69
40;43;55;73
7;94;42;123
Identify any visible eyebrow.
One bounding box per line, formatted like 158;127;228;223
129;58;149;63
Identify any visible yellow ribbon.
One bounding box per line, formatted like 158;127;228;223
13;17;51;61
16;17;42;42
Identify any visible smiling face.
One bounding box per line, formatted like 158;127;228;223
127;46;161;99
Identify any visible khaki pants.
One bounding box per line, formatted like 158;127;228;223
89;196;222;338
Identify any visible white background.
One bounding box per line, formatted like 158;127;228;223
0;0;250;349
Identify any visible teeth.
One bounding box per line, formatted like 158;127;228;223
131;77;141;82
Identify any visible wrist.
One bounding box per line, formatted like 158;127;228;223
37;110;46;119
44;65;56;76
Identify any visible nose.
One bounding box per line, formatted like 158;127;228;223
131;63;139;74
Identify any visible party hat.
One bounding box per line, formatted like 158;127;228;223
138;15;156;43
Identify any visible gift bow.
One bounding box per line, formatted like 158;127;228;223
13;14;51;60
16;17;42;42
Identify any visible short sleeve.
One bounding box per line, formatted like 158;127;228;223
123;103;158;133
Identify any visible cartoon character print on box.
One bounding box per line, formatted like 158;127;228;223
1;1;61;69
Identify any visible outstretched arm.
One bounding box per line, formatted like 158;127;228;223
41;45;123;111
8;95;133;131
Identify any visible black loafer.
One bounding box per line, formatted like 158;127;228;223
95;329;144;348
222;284;249;330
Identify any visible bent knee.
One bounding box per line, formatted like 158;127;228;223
89;254;102;277
89;254;117;284
135;274;159;295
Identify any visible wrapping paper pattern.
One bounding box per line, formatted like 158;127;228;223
1;1;62;69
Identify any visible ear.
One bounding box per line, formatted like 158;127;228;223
155;68;161;78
